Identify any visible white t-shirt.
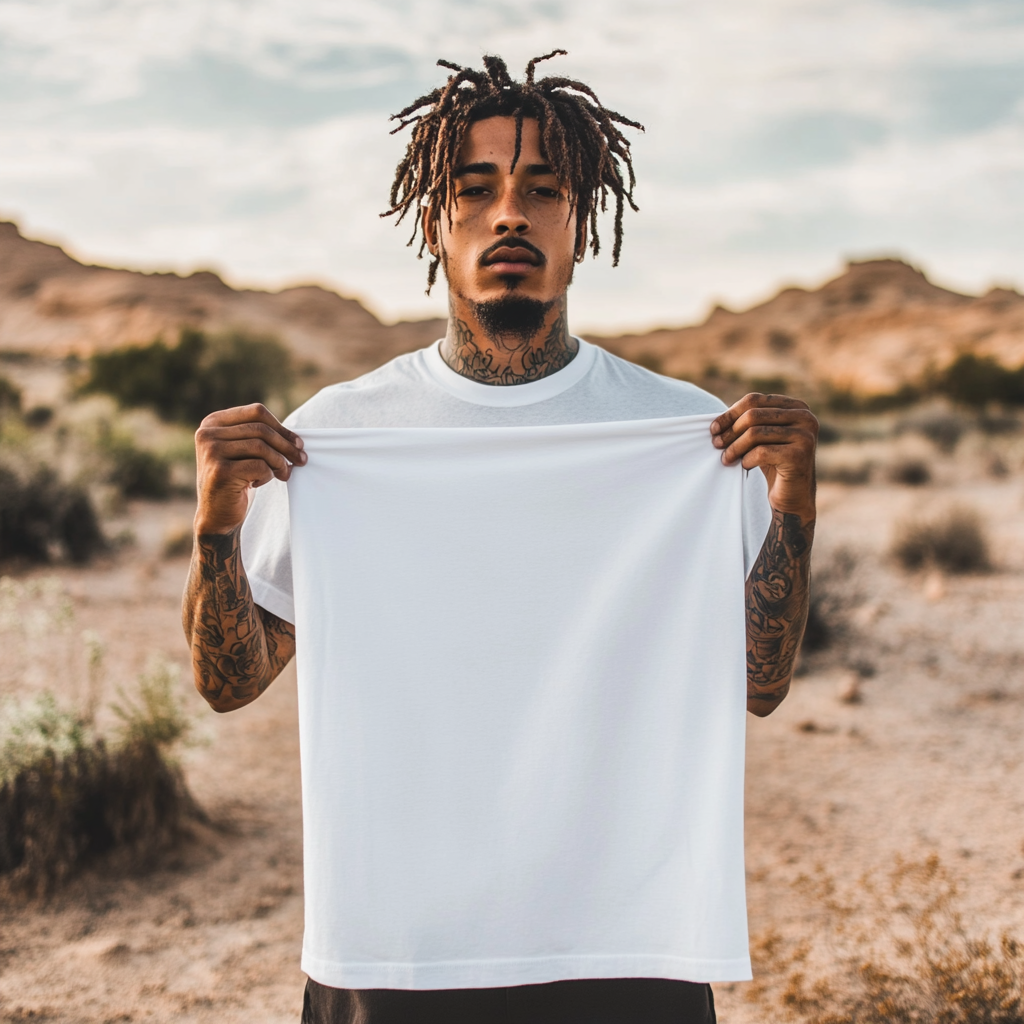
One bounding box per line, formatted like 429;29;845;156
240;339;773;991
242;339;772;623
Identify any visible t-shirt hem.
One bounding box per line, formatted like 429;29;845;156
300;951;753;989
248;573;295;624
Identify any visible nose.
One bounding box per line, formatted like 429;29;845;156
491;183;530;237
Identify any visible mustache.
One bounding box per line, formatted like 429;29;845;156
477;238;547;268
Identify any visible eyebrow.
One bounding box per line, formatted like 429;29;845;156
453;162;557;178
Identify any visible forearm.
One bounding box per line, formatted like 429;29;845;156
745;509;814;716
181;527;295;712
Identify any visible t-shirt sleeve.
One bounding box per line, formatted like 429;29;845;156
741;468;773;579
240;477;295;624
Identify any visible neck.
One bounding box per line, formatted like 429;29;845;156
440;294;576;386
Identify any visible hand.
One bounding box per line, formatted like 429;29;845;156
194;404;306;535
710;393;818;523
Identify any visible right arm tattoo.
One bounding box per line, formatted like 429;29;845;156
182;529;296;712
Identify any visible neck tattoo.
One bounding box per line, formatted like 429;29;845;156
442;301;577;386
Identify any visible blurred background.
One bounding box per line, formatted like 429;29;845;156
3;3;1024;1023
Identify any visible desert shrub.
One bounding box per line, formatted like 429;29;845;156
888;457;931;486
937;353;1024;409
0;660;202;895
911;412;967;453
750;857;1024;1024
978;413;1021;435
0;376;22;414
22;405;53;428
816;422;842;445
97;426;171;499
892;505;991;573
748;375;789;395
817;461;872;485
801;549;858;655
825;385;921;414
0;467;105;563
81;327;294;425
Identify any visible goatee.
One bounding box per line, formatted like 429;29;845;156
468;294;556;346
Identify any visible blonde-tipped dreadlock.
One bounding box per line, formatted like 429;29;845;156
382;51;644;293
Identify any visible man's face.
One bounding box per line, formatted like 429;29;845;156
424;116;578;308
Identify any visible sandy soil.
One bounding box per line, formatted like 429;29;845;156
3;446;1024;1022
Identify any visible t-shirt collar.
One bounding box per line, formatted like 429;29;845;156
422;337;596;407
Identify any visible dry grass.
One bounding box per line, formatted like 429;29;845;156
892;505;992;574
749;857;1024;1023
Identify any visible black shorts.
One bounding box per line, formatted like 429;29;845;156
302;977;717;1024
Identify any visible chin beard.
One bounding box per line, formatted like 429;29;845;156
468;293;556;346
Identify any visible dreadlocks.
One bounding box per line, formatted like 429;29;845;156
383;51;644;293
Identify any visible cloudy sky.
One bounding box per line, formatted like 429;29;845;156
1;0;1022;332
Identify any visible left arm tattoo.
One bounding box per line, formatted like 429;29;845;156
745;509;814;715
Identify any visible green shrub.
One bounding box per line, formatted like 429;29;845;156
81;327;294;425
0;467;105;563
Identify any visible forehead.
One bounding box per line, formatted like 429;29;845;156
456;115;545;171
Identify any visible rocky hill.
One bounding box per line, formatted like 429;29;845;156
0;221;445;384
3;220;1023;397
595;259;1024;397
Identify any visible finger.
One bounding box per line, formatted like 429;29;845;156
721;426;815;465
713;407;818;449
208;438;294;479
197;420;306;465
739;444;816;475
711;393;810;436
199;404;304;450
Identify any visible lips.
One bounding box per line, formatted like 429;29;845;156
484;247;541;268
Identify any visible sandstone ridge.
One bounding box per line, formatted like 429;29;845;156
594;258;1024;396
3;221;1023;395
0;221;445;383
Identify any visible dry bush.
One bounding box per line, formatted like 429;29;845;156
907;412;967;453
888;458;932;486
98;425;172;499
749;857;1024;1023
893;506;991;574
0;659;203;896
801;548;859;657
818;461;873;485
0;466;105;563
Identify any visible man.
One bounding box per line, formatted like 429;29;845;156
183;52;817;1024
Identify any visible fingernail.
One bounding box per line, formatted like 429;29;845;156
712;436;724;447
295;436;304;449
299;451;308;464
710;422;720;434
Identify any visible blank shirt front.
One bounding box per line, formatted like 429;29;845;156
240;340;771;992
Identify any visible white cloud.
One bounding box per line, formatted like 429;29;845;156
1;0;1022;331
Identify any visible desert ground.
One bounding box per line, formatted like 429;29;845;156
2;411;1024;1022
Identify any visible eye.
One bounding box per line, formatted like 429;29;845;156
531;186;562;199
458;185;490;197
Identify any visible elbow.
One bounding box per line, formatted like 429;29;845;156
747;679;791;718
